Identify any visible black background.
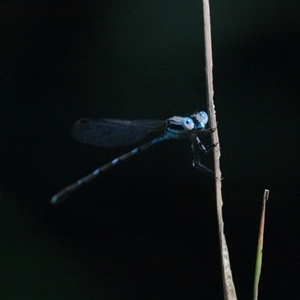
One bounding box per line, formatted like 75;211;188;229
1;1;300;299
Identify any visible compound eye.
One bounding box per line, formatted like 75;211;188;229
198;111;208;125
182;117;194;130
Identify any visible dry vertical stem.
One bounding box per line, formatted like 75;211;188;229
202;1;237;299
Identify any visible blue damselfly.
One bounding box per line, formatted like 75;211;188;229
51;111;214;204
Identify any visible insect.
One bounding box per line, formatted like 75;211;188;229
51;111;214;204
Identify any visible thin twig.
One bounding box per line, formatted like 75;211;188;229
253;189;269;300
202;1;237;299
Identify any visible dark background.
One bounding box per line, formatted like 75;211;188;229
1;1;300;299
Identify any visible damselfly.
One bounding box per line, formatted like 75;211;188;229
51;111;214;204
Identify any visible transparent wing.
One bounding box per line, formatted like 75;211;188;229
72;118;165;147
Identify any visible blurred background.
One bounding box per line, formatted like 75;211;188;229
1;1;300;299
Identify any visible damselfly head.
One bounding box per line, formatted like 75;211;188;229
191;111;208;129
